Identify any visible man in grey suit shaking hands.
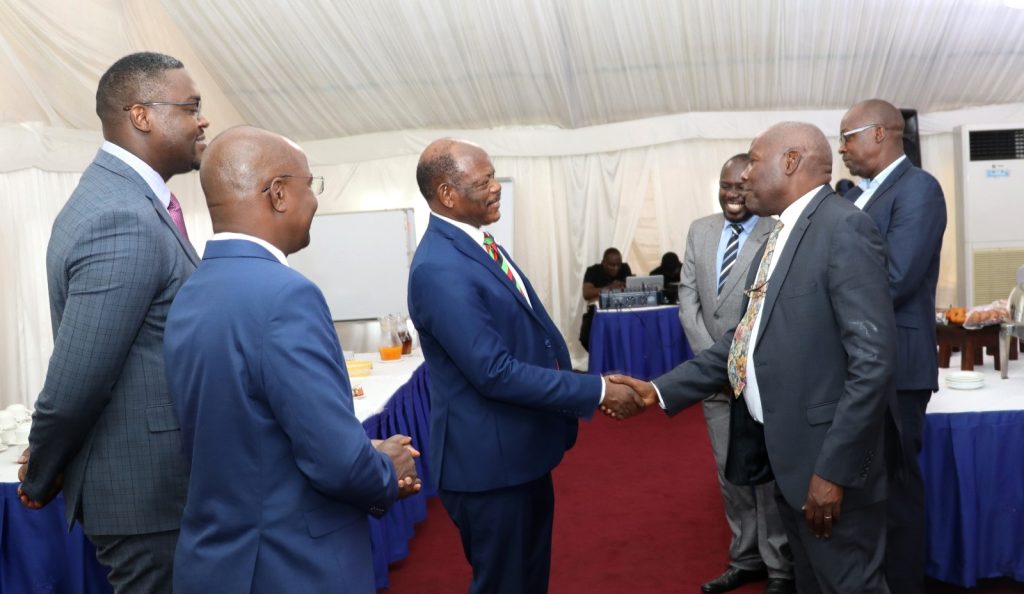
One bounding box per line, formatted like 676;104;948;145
614;122;897;593
679;154;793;594
18;52;209;593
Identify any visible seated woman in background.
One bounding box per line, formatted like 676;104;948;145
651;251;681;304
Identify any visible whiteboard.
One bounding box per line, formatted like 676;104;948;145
289;209;415;321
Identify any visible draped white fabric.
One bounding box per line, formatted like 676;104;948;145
0;122;964;407
2;0;1021;406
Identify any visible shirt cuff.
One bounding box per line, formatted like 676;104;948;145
598;377;606;405
651;381;668;410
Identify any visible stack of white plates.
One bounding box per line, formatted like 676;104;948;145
945;371;985;390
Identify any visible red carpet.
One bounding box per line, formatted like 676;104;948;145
381;405;1023;594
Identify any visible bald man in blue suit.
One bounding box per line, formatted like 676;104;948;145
408;139;643;594
164;126;420;594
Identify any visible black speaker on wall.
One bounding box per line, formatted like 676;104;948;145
900;108;922;167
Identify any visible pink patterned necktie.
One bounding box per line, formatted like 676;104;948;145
726;220;784;397
167;193;189;240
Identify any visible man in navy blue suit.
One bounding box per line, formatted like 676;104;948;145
840;99;947;594
408;138;644;594
164;126;421;593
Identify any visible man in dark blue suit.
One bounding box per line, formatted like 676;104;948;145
164;126;420;593
840;99;947;594
408;138;644;594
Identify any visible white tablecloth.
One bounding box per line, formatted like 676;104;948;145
0;351;425;485
928;352;1024;414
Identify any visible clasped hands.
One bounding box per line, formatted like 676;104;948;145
372;434;422;499
599;374;659;420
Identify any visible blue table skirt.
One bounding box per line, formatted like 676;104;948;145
362;363;435;590
587;306;694;380
0;488;111;594
921;410;1024;587
0;364;433;594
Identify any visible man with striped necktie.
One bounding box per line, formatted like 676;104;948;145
678;154;791;594
409;138;644;594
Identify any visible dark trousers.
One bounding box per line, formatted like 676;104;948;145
886;389;931;594
439;474;555;594
88;529;178;594
776;488;888;594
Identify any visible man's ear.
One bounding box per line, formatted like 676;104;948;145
267;179;288;213
438;183;455;209
126;105;153;133
783;149;802;175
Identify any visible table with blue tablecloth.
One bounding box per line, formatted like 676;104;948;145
0;353;432;593
587;305;693;380
921;358;1024;587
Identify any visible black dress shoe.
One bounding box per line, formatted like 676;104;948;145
763;578;796;594
700;567;767;593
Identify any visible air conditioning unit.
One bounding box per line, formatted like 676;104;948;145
953;124;1024;306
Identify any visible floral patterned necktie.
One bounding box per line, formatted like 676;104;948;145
727;220;784;397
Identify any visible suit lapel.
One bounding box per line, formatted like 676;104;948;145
716;216;772;313
860;158;912;213
754;187;833;346
430;217;546;327
95;151;201;267
699;219;721;307
843;187;862;204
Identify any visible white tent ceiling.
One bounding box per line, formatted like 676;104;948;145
3;0;1024;404
4;0;1024;141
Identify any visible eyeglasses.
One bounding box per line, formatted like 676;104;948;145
261;175;325;196
123;100;202;117
743;280;769;299
839;123;881;146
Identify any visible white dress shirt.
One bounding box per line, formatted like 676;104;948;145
742;185;824;423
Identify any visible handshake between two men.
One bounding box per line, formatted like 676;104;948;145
599;374;660;420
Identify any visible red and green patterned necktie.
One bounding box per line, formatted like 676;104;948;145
727;220;784;397
483;232;526;298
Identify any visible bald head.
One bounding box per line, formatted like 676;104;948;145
200;126;318;255
848;99;905;135
839;99;906;178
416;138;501;227
741;122;833;216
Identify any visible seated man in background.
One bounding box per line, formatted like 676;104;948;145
163;126;420;594
650;251;682;303
580;247;633;350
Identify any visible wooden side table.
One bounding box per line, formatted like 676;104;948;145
936;323;1019;371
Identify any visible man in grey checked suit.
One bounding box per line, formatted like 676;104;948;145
678;154;793;594
18;52;208;593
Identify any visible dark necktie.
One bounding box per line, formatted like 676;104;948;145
718;223;744;295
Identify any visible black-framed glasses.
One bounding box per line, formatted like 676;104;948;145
123;100;202;116
261;175;325;196
743;280;769;299
839;123;881;145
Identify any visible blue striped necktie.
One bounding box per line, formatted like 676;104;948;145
718;223;744;295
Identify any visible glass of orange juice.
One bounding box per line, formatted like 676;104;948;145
378;315;403;361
